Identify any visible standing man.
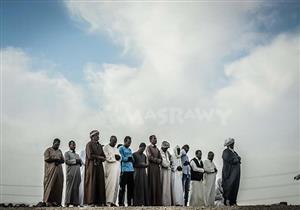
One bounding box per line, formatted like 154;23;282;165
118;136;134;206
133;142;149;206
65;140;82;207
203;151;217;207
84;130;106;206
146;135;162;206
222;138;241;206
189;150;205;207
43;138;64;206
181;144;191;206
171;145;184;206
103;136;121;207
160;141;172;206
79;149;85;206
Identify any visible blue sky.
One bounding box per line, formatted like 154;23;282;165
2;0;138;82
2;1;299;82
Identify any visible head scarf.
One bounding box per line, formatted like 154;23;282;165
173;145;181;158
224;138;234;147
90;130;99;138
161;141;170;149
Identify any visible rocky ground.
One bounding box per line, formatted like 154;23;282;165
1;205;300;210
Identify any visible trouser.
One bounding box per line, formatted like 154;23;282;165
118;171;134;206
182;174;191;206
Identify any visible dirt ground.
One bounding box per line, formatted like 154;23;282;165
1;205;300;210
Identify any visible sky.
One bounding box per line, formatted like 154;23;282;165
0;0;299;205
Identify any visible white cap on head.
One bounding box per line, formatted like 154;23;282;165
90;130;99;138
224;138;235;147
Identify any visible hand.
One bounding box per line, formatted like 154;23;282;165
127;156;133;162
183;161;189;166
157;159;162;164
115;154;121;161
55;159;63;165
98;156;106;161
177;166;182;171
55;160;61;165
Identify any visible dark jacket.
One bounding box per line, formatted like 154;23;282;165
190;158;204;181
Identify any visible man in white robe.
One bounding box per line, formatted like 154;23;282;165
103;136;121;207
79;149;85;206
189;150;205;207
215;178;224;207
160;141;172;206
203;151;217;207
171;145;184;206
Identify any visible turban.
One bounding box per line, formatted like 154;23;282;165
90;130;99;138
173;145;181;158
224;138;234;147
161;141;170;149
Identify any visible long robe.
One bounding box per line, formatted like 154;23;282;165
133;152;149;206
171;148;184;206
189;158;205;207
160;149;172;206
43;147;64;205
203;159;217;206
222;148;241;205
103;144;120;205
146;144;162;206
189;181;205;206
79;150;85;206
64;150;82;206
215;178;224;207
84;141;106;205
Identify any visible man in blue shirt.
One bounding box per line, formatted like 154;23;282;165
118;136;134;206
181;144;191;206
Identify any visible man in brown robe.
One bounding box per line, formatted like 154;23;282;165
43;138;64;206
146;135;162;206
65;140;82;207
84;130;106;206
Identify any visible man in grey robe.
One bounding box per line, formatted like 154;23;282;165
64;140;82;207
222;138;241;206
133;142;149;206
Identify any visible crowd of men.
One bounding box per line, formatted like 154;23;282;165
42;130;241;207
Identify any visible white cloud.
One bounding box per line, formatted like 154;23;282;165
216;33;299;109
1;48;96;203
